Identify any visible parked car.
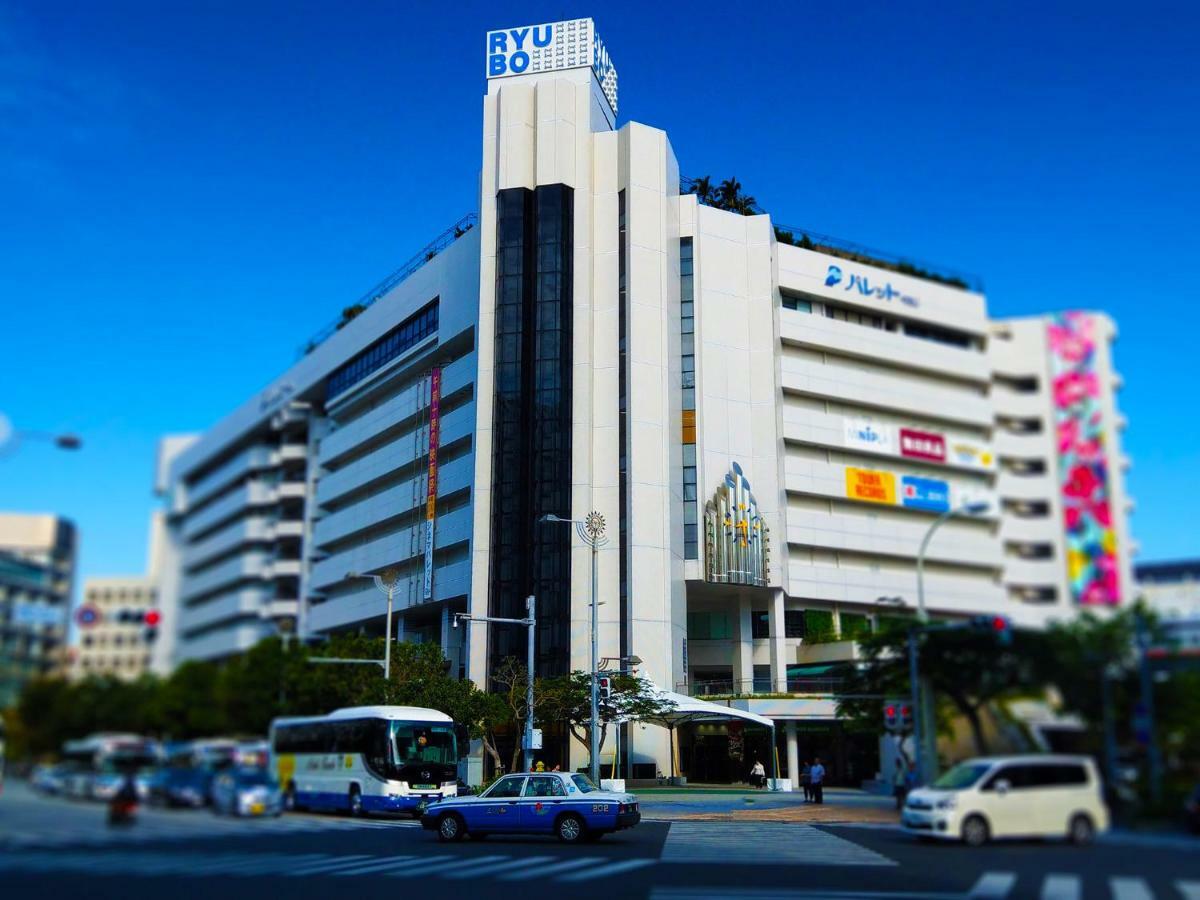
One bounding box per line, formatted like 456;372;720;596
421;772;640;843
157;766;213;808
1186;783;1200;835
902;755;1109;847
30;763;68;795
212;767;283;817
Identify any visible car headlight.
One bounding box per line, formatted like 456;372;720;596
936;797;957;810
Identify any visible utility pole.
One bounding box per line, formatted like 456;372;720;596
456;595;538;772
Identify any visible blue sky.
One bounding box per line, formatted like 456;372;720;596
1;0;1197;596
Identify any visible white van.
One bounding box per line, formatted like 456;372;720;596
902;755;1109;847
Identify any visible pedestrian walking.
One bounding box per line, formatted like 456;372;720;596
749;759;766;789
800;760;812;802
810;756;826;804
892;758;908;810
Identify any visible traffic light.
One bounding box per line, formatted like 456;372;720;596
899;703;913;731
884;703;897;731
143;609;161;643
598;676;613;699
969;614;1012;646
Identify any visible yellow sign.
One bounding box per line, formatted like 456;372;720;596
845;467;896;505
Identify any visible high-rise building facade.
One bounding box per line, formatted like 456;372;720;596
0;513;76;707
158;18;1136;783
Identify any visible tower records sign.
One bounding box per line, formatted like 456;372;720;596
485;18;618;114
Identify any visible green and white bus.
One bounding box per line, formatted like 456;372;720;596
270;706;461;816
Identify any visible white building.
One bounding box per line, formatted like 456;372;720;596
71;576;159;681
1136;560;1200;653
158;18;1137;785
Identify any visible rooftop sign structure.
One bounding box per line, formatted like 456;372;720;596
485;17;618;115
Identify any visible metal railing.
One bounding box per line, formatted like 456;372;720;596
678;677;846;698
298;213;478;357
679;176;981;292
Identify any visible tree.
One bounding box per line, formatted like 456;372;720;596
336;303;367;330
837;620;1042;756
717;177;759;215
541;671;674;769
685;175;718;206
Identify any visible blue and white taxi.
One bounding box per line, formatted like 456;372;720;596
421;772;641;843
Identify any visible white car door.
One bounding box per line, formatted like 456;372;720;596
977;764;1035;838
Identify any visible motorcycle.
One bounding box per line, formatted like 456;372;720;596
107;776;139;827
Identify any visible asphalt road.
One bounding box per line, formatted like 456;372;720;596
2;781;1198;899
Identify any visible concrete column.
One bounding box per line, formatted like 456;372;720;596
734;593;754;692
439;604;451;651
786;721;800;789
394;612;406;644
768;588;787;691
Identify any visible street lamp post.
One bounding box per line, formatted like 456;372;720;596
456;595;537;772
910;501;990;784
0;413;82;457
540;511;608;784
350;569;401;680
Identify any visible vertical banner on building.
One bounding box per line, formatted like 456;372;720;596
1048;312;1120;605
423;367;442;601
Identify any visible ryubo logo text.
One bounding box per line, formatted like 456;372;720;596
488;24;553;75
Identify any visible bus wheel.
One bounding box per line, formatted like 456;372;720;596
348;786;365;817
437;813;465;842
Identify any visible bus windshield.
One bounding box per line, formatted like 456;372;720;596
390;723;456;766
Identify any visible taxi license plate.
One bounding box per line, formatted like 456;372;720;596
250;802;265;815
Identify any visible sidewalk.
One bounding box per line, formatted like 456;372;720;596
637;786;901;825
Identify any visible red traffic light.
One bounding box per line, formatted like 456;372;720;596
992;616;1008;631
886;705;897;717
144;610;161;627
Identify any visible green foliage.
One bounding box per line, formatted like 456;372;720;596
540;671;674;769
685;175;760;216
839;613;871;641
804;610;836;643
336;303;367;330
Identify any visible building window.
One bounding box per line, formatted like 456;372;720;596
751;611;770;639
680;237;698;559
782;293;812;313
753;664;772;693
488;185;574;677
784;610;805;638
325;299;439;400
687;611;732;640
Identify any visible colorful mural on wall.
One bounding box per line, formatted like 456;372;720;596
1048;312;1120;605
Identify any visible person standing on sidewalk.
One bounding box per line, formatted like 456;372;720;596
892;759;908;810
800;760;812;802
810;756;826;805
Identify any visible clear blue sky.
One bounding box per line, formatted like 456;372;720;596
2;0;1197;596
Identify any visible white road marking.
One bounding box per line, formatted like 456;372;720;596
1176;882;1200;900
440;855;555;879
329;855;421;876
1109;878;1153;900
381;854;456;877
967;872;1017;899
285;854;376;875
1040;874;1080;900
556;858;656;882
661;822;896;867
494;856;605;880
421;854;507;878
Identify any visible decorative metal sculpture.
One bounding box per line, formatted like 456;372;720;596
703;462;770;586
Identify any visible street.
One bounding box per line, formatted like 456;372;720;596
2;782;1198;899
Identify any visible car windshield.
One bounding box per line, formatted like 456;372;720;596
234;768;275;787
932;763;993;790
571;774;598;794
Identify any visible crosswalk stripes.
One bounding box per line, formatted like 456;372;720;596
1111;878;1156;900
648;876;1200;900
660;822;896;867
968;873;1018;898
1041;874;1082;900
0;849;656;883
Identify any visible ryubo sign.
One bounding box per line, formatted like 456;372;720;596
486;18;618;114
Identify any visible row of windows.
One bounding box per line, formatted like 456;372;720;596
325;300;439;400
86;589;156;604
689;609;868;641
680;238;699;559
781;290;977;350
80;655;150;670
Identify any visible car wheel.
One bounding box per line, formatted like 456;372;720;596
962;815;990;848
1068;814;1095;846
437;813;465;842
349;787;364;818
556;813;586;844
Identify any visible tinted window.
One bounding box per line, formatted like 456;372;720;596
571;774;598;794
524;776;566;798
485;776;526;799
932;763;992;790
1035;764;1088;787
983;765;1035;791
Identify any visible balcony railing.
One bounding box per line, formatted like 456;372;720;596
678;677;846;698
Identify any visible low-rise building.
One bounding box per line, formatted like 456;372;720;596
70;576;159;681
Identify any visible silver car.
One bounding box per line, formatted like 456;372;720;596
212;767;283;817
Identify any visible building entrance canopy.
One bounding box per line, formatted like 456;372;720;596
635;683;777;783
